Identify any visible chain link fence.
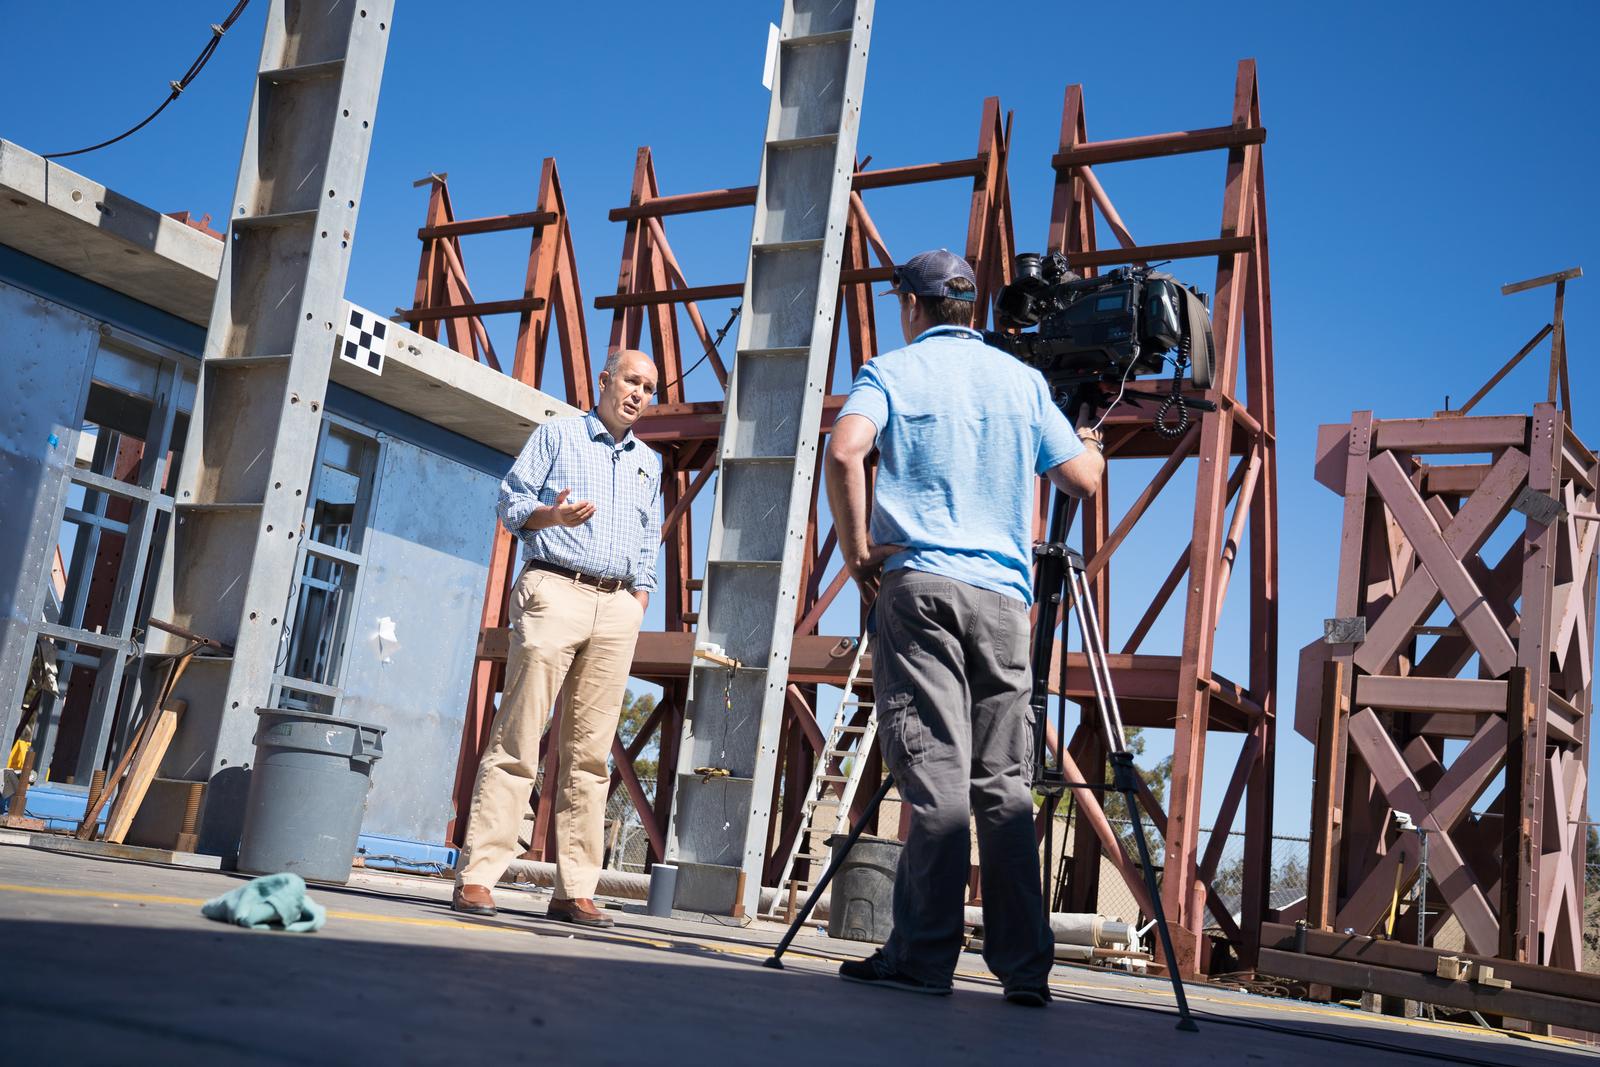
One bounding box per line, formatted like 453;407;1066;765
603;777;657;875
1042;814;1310;927
1586;863;1600;973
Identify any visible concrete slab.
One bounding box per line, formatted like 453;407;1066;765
0;843;1591;1065
0;140;577;456
0;140;222;324
332;301;580;455
17;833;224;869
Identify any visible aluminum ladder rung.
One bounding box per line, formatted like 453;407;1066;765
766;133;840;151
752;238;827;254
782;28;853;47
231;209;319;230
260;57;346;82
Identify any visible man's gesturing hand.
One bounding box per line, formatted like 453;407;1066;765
845;542;905;600
547;488;596;528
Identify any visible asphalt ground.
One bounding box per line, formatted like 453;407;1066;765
1;839;1596;1065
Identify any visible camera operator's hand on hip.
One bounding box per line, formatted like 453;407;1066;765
549;488;596;527
847;542;905;599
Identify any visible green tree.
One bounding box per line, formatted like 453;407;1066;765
1100;726;1173;826
614;689;659;780
1274;855;1307;897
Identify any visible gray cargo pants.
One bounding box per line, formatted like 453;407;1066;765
872;568;1055;988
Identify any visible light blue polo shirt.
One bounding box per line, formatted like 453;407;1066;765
837;325;1083;604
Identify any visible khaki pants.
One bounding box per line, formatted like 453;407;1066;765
456;566;643;899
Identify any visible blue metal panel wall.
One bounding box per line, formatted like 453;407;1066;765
338;437;499;844
0;281;99;747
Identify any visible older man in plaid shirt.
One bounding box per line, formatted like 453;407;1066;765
453;349;661;927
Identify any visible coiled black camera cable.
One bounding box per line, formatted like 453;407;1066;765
1153;338;1192;439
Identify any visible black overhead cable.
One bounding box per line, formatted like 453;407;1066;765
658;303;741;395
43;1;252;161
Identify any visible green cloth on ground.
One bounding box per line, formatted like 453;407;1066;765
202;873;326;932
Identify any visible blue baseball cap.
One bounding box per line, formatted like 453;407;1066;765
882;248;978;302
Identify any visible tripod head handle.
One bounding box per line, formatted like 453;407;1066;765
1032;542;1087;571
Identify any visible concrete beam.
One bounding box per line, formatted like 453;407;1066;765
333;301;578;454
0;140;576;455
0;140;221;324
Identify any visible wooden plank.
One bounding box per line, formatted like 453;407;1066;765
1553;503;1596;679
104;700;184;845
1051;124;1266;168
1306;660;1346;930
1354;675;1507;714
1420;464;1488;495
1547;691;1582;747
1263;921;1600;1003
1067;237;1252;270
1501;668;1534;961
1501;266;1582;295
417;210;556;239
1365;451;1517;676
1256;948;1600;1033
1373;415;1527;453
77;693;164;839
1515;405;1561;957
1454;325;1555;418
396;297;545;322
1332;414;1374;627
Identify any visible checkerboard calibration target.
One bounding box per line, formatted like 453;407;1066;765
340;307;389;375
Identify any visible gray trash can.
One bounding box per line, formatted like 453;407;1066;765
236;708;386;884
825;834;903;943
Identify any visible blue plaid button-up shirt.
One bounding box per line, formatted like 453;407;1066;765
498;410;662;592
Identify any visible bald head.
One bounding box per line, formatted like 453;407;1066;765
596;349;657;437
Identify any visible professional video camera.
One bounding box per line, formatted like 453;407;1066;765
984;252;1215;436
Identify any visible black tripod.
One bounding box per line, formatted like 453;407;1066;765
764;489;1198;1032
1029;489;1197;1030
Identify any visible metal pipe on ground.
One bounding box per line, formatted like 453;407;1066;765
500;859;1133;946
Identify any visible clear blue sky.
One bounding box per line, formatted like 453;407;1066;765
4;1;1596;838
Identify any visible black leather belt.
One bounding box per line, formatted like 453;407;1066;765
528;559;629;593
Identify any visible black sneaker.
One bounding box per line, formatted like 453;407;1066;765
1003;984;1053;1007
838;954;953;996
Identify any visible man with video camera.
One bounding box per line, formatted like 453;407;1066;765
824;249;1105;1006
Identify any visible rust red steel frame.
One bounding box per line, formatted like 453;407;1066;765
1295;404;1596;974
1038;59;1277;977
428;65;1280;979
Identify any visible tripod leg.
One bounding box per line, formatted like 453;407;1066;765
1039;791;1059;907
765;774;895;969
1066;552;1198;1032
1114;755;1199;1031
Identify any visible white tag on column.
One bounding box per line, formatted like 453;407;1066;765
373;616;400;662
761;23;779;90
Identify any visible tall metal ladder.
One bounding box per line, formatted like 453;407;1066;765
147;1;394;850
764;634;877;916
664;0;875;917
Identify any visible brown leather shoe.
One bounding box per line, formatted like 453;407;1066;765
452;884;497;916
547;897;614;928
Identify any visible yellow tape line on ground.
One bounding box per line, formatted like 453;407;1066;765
0;881;680;948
